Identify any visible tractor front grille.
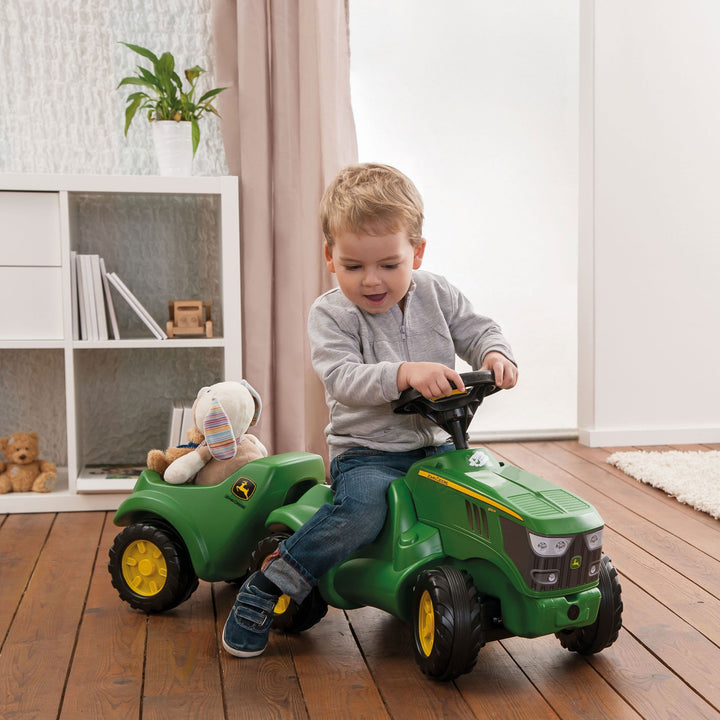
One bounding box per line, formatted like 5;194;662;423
500;518;603;592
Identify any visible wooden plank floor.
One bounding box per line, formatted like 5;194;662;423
1;441;719;719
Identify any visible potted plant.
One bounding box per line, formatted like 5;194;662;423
118;42;226;175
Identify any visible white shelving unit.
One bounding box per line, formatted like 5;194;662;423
0;174;241;513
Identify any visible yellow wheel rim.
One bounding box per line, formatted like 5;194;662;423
121;539;168;597
274;594;291;615
418;590;435;657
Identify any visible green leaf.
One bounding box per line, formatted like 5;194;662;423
118;76;149;88
124;91;150;103
153;55;178;103
185;66;205;85
198;87;226;104
170;71;184;93
124;96;143;135
157;51;175;75
191;117;200;156
119;42;159;66
138;66;161;89
118;76;157;94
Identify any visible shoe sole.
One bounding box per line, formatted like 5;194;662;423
221;619;267;658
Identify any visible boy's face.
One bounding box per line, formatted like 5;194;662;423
324;226;425;314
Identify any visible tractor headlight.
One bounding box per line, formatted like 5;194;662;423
584;528;604;551
528;532;572;557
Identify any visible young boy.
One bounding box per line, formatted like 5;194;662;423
223;163;517;657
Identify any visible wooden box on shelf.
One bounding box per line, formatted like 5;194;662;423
166;300;213;338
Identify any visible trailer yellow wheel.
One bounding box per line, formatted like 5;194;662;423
121;538;168;596
109;523;198;613
412;567;483;681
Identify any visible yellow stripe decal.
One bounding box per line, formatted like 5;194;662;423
418;470;524;521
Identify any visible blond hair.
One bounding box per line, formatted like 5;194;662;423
320;163;424;247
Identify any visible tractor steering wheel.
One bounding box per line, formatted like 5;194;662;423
391;370;499;450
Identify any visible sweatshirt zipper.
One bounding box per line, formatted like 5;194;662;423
401;318;422;437
400;281;413;358
400;286;433;444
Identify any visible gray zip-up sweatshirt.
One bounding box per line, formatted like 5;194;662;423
308;270;515;460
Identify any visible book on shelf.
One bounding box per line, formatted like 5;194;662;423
169;399;184;446
90;254;109;340
106;272;168;340
70;251;79;340
76;254;97;340
71;254;116;340
99;257;120;340
180;405;196;443
85;254;100;340
168;400;197;446
76;463;146;493
74;252;88;340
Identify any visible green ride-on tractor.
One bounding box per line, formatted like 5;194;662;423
109;371;622;681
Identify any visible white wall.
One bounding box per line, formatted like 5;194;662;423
579;0;720;446
0;0;226;176
349;1;579;439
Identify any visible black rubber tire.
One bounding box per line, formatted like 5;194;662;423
411;566;483;681
108;522;198;613
249;532;328;633
556;554;623;654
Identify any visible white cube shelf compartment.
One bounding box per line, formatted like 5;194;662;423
0;174;241;513
0;191;62;264
0;267;64;339
0;191;64;340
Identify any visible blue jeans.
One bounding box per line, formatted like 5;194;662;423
263;444;453;602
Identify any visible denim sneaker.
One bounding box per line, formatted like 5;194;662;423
222;571;278;657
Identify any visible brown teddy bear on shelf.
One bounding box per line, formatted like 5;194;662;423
163;380;268;486
0;431;57;493
147;425;206;478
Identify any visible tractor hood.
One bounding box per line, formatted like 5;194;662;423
407;448;603;536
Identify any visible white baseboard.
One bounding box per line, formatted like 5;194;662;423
469;428;579;443
578;426;720;448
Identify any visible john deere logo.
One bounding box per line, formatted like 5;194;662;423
232;477;257;501
570;556;582;570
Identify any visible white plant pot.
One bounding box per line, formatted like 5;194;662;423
152;121;193;176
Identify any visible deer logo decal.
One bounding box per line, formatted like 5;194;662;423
232;477;257;501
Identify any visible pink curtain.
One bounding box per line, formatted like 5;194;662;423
212;0;358;463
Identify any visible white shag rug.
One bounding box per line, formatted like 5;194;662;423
606;450;720;520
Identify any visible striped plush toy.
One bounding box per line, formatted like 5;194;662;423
163;380;267;486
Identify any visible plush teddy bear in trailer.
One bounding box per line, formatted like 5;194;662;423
0;431;57;494
163;380;268;486
146;425;205;478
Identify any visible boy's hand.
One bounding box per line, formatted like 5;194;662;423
397;362;465;400
481;351;518;389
